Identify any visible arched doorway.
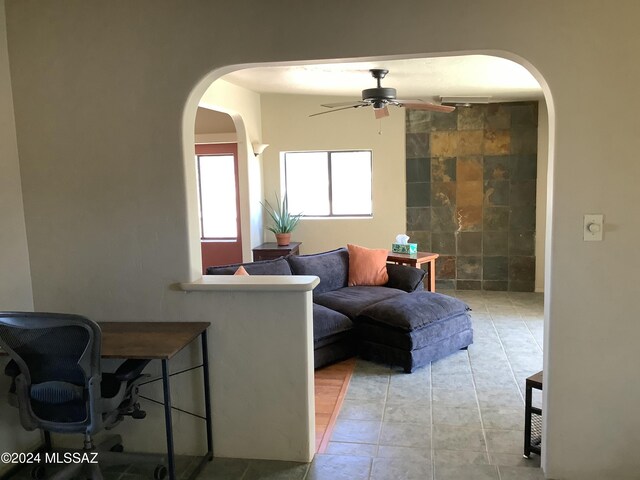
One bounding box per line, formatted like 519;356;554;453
194;107;243;271
180;50;553;470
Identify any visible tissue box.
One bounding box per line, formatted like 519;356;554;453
392;243;417;254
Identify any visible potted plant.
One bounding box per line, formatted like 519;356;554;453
261;193;302;246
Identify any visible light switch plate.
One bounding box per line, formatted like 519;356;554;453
584;214;604;241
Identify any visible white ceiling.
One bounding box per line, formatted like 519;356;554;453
223;55;543;102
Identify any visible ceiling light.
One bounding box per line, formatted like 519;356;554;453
252;143;269;156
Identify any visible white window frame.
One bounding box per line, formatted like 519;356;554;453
282;150;373;218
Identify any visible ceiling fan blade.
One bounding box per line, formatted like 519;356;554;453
309;104;368;117
321;101;368;108
395;101;455;113
374;106;389;119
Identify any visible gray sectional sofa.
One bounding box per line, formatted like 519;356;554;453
206;247;473;372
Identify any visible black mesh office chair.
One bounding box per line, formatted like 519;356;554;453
0;312;166;480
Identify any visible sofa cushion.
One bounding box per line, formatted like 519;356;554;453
385;263;426;292
357;312;472;351
355;291;473;372
347;244;389;286
287;248;349;295
314;286;405;319
206;257;292;276
359;327;473;373
355;291;470;332
313;303;353;343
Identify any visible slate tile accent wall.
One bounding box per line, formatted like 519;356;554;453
405;102;538;291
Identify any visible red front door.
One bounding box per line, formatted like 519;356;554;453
195;143;243;272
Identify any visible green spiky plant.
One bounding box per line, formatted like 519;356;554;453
261;193;303;234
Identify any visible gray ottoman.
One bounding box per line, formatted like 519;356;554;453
355;291;473;373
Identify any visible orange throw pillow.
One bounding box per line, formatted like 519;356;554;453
347;244;389;286
234;266;250;276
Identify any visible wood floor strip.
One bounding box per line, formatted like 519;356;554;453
314;357;356;453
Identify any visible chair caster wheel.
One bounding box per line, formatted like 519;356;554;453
31;465;46;480
131;410;146;419
131;402;147;419
110;443;124;452
154;465;167;480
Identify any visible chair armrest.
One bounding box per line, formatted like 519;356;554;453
4;359;20;378
385;263;426;292
4;360;19;401
114;359;151;383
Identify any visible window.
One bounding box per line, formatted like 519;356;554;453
196;154;238;239
283;150;372;217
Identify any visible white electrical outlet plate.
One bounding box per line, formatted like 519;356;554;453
584;214;604;241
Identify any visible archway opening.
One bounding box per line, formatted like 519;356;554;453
182;51;555;466
194;107;243;271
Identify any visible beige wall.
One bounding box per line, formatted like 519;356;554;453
0;0;31;311
261;94;405;253
4;1;640;478
194;107;235;135
193;107;237;143
0;0;36;472
535;101;548;292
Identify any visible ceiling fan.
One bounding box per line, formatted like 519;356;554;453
310;69;455;119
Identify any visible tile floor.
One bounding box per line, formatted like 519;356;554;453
311;290;545;480
9;291;545;480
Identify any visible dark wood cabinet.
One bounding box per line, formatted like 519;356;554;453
252;242;301;261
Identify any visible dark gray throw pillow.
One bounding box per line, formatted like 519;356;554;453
385;263;426;292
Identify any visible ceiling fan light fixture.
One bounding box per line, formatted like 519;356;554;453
309;69;457;118
362;87;397;102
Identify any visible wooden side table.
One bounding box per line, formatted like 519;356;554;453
524;370;543;457
387;251;439;292
252;242;301;261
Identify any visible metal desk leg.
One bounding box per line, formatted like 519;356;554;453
201;330;213;458
185;332;214;480
524;381;532;458
161;359;176;480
